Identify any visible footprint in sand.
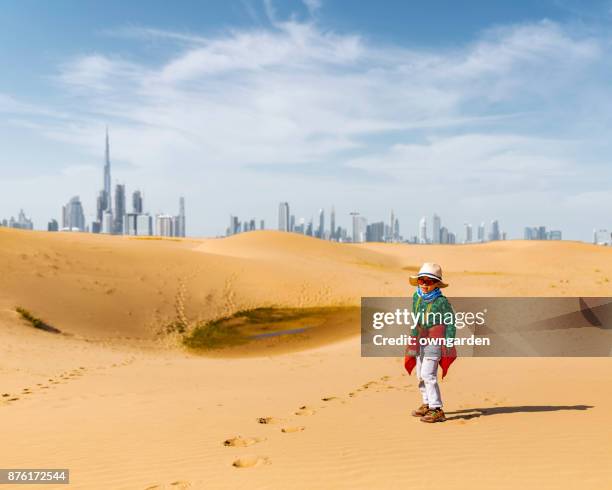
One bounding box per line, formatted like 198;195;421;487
321;396;339;402
257;416;281;425
295;408;316;416
169;481;191;489
232;455;270;468
281;426;305;433
223;436;265;447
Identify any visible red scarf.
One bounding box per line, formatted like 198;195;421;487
404;323;456;378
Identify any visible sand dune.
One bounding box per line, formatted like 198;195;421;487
1;227;611;489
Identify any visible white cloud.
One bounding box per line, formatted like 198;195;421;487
2;14;612;238
303;0;322;16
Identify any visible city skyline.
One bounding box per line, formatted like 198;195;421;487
2;1;612;240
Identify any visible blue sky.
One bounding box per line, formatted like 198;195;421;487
1;0;612;239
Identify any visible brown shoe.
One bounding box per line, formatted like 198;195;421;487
420;408;446;423
411;404;430;417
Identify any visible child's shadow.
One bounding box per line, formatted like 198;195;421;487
446;404;593;420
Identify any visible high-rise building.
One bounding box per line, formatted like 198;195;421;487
432;214;441;244
440;226;449;244
132;190;143;214
259;220;265;230
548;230;562;240
136;214;153;236
47;219;58;232
95;189;108;228
171;215;181;236
477;222;485;242
330;206;336;240
351;213;367;243
419;216;428;244
62;196;85;231
102;211;113;234
594;229;611;245
278;202;290;231
91;128;113;234
113;184;126;234
464;223;473;243
156;214;174;237
92;128;113;233
306;218;313;236
5;209;34;230
489;219;500;241
317;208;325;238
290;214;295;232
124;213;138;235
228;216;239;235
394;219;400;240
366;221;385;242
14;209;34;230
177;196;186;237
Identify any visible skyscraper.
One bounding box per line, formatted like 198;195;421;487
317;208;325;238
278;202;290;231
228;216;240;236
132;190;143;214
464;223;473;243
124;213;138;235
477;222;485;242
178;196;186;237
306;218;313;236
440;226;449;244
62;196;85;231
419;216;428;244
92;127;113;233
102;211;113;234
330;206;336;240
156;214;174;237
366;221;385;242
432;214;441;244
48;219;58;232
489;219;500;241
136;214;153;236
351;212;366;243
113;184;126;234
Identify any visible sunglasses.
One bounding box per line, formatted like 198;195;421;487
417;276;439;286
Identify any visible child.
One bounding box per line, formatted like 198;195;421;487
404;262;456;423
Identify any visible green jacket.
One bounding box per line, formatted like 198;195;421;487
410;290;456;341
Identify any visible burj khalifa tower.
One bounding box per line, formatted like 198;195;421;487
94;127;113;233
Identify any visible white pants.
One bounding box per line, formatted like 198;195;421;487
416;351;442;409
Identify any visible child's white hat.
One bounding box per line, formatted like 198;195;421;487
409;262;448;288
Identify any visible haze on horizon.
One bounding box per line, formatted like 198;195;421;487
1;0;612;240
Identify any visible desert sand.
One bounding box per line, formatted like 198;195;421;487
1;227;611;489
